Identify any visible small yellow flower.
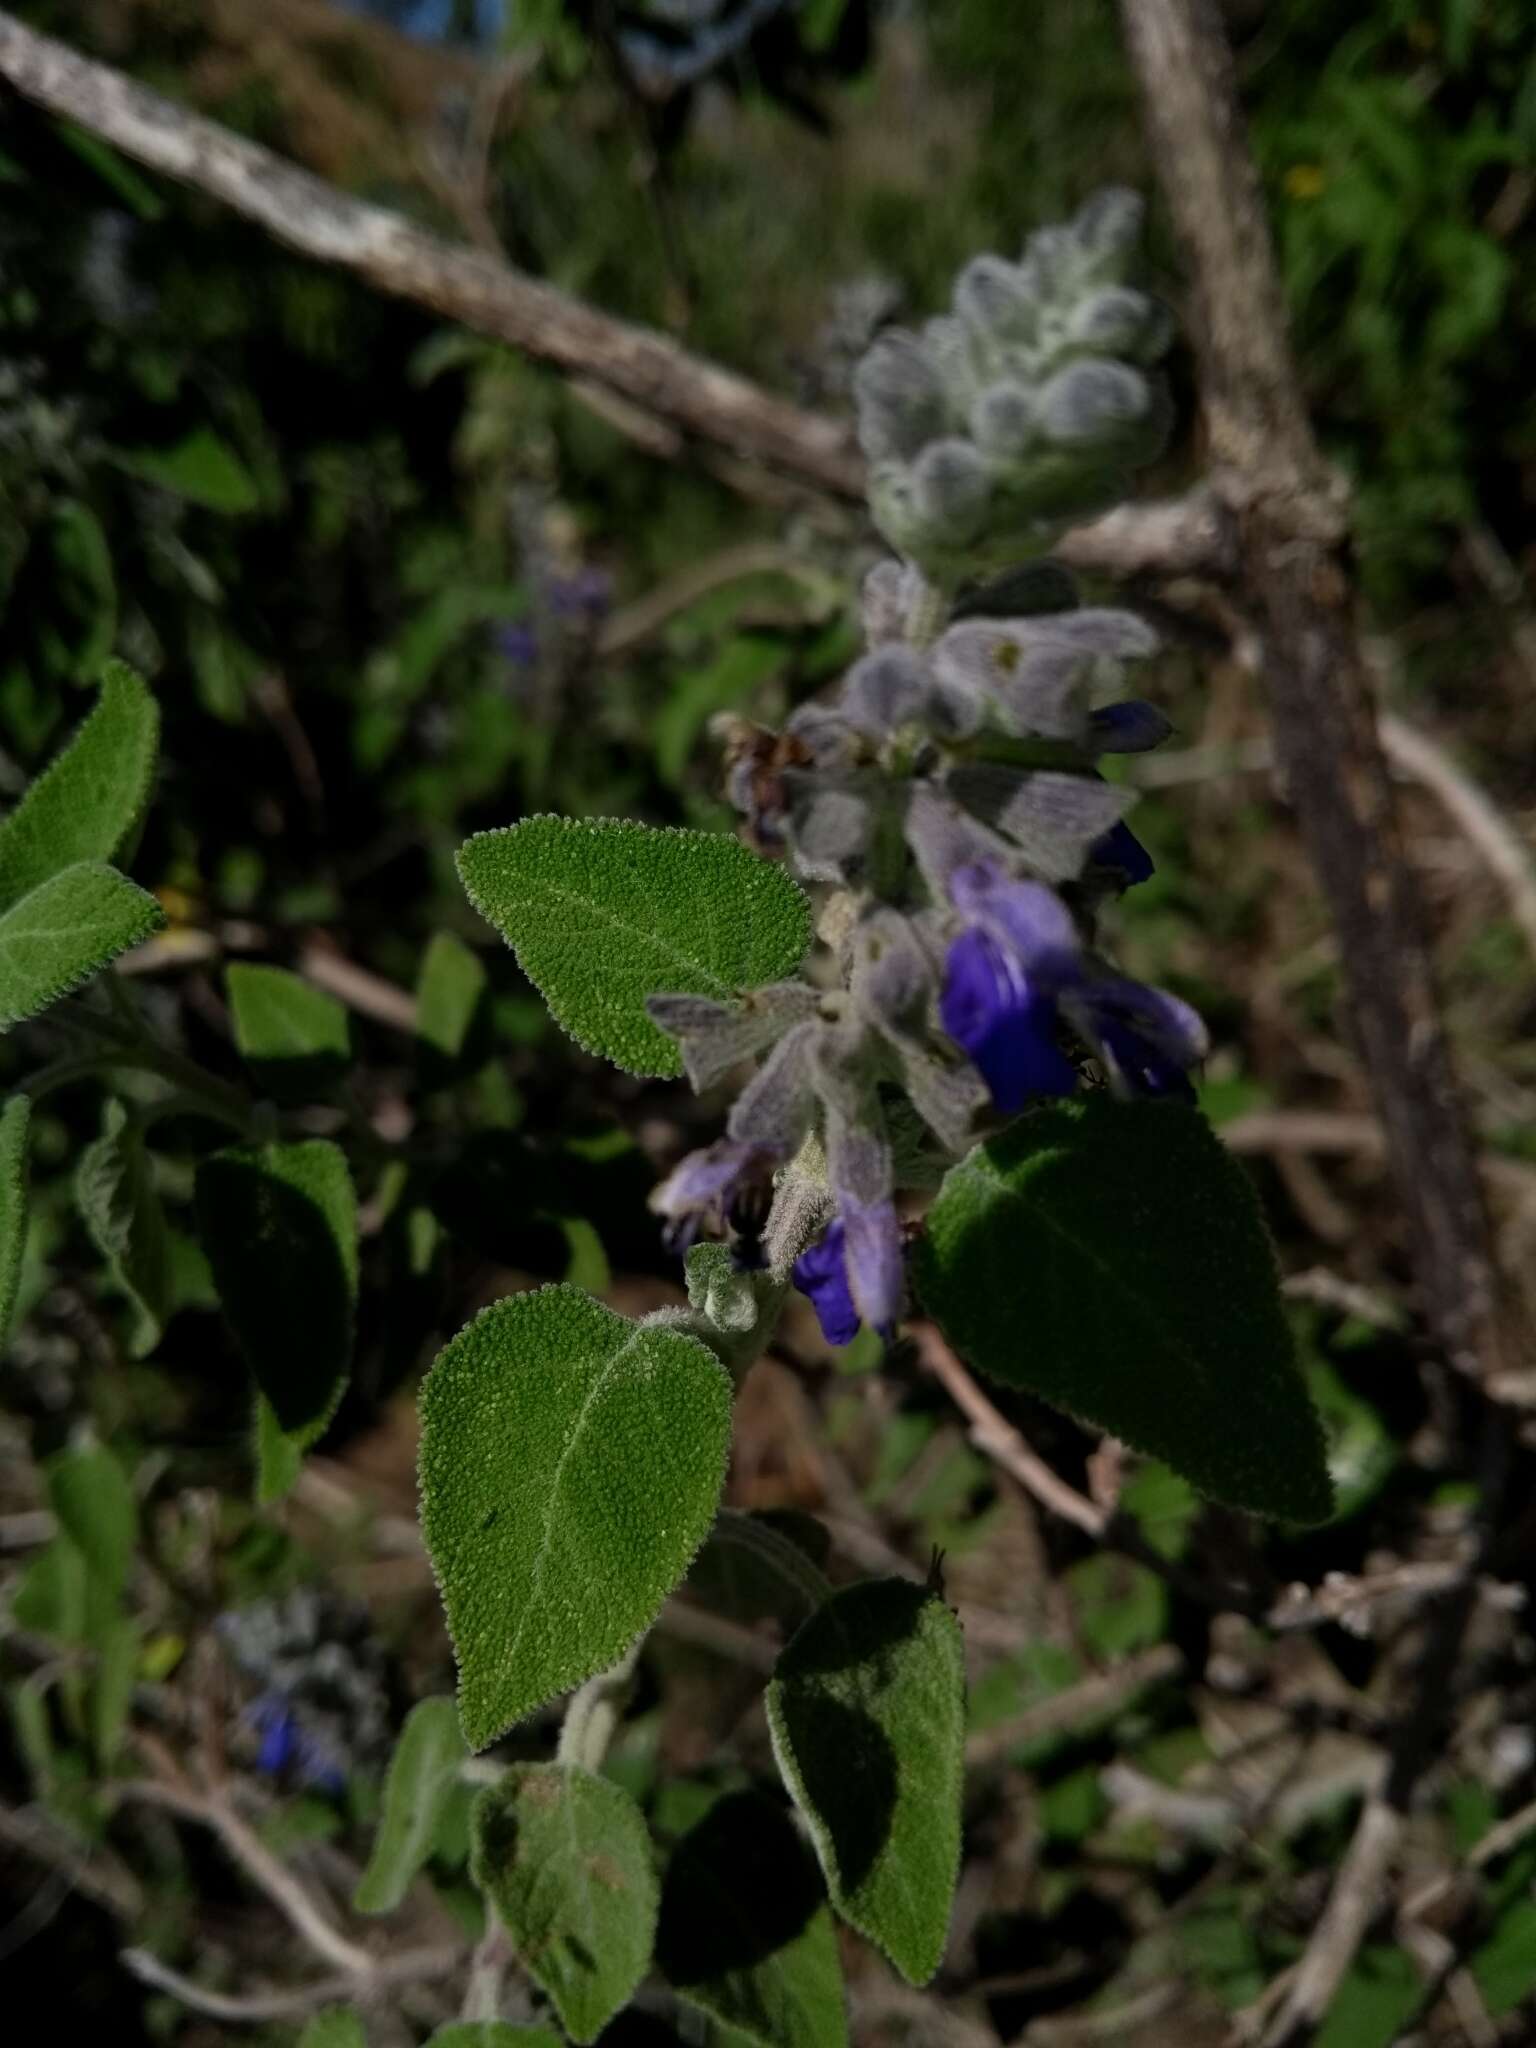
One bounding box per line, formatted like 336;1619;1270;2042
1283;164;1328;202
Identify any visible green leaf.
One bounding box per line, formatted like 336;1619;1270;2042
656;1790;847;2048
1316;1945;1424;2046
456;817;811;1076
766;1579;965;1985
471;1762;659;2043
0;661;159;911
76;1099;173;1356
1471;1899;1536;2018
416;931;489;1085
92;1615;141;1765
0;1093;30;1351
114;427;261;514
195;1140;358;1503
298;2012;367;2048
913;1099;1333;1523
225;964;352;1102
0;862;164;1028
418;1286;732;1748
46;1440;136;1606
353;1698;468;1914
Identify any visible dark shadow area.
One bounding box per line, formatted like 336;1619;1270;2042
655;1788;825;1985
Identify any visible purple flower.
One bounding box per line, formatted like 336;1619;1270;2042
1088;818;1155;887
940;925;1077;1111
549;567;613;620
793;1220;861;1346
941;860;1205;1107
495;621;539;667
651;1138;777;1250
247;1693;343;1794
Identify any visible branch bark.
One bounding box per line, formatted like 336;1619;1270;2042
1119;0;1510;1383
0;10;1229;587
0;11;861;498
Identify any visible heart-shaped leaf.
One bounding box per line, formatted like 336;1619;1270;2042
656;1790;847;2048
0;862;164;1028
354;1698;468;1915
457;817;811;1076
195;1140;358;1502
913;1098;1332;1522
767;1578;966;1985
0;661;159;911
419;1286;732;1747
471;1762;659;2043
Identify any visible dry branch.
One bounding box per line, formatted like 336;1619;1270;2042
1118;0;1509;1385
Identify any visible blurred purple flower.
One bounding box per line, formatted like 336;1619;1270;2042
792;1219;860;1346
247;1693;344;1794
495;621;539;668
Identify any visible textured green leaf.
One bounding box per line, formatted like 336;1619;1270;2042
46;1441;136;1606
115;427;260;513
298;2012;366;2048
225;964;352;1101
0;662;159;911
0;862;164;1028
766;1579;965;1985
418;1285;732;1748
354;1698;468;1914
416;931;489;1077
76;1098;172;1356
0;1093;30;1351
913;1099;1333;1523
656;1790;847;2048
456;817;811;1076
472;1762;658;2042
195;1140;357;1503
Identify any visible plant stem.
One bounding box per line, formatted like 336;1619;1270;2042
555;1641;644;1774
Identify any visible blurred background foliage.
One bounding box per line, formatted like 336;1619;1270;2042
5;2;1536;2043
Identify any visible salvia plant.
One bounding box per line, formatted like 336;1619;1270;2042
2;192;1335;2044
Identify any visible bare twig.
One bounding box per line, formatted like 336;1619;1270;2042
1119;0;1509;1384
0;10;1228;590
120;1942;462;2023
1257;1796;1403;2047
1403;1791;1536;1922
1221;1109;1536;1206
964;1645;1183;1768
910;1321;1105;1538
122;1771;372;1977
0;12;857;496
1378;710;1536;967
298;941;420;1033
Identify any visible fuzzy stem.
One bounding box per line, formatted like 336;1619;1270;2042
555;1640;644;1773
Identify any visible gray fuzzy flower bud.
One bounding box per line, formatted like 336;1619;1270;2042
1037;360;1154;451
860;559;914;644
969;380;1038;461
912;438;991;542
954;255;1037;343
1071;187;1146;278
854;330;946;461
1068;286;1173;364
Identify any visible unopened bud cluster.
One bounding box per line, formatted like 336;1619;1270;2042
855;190;1172;578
